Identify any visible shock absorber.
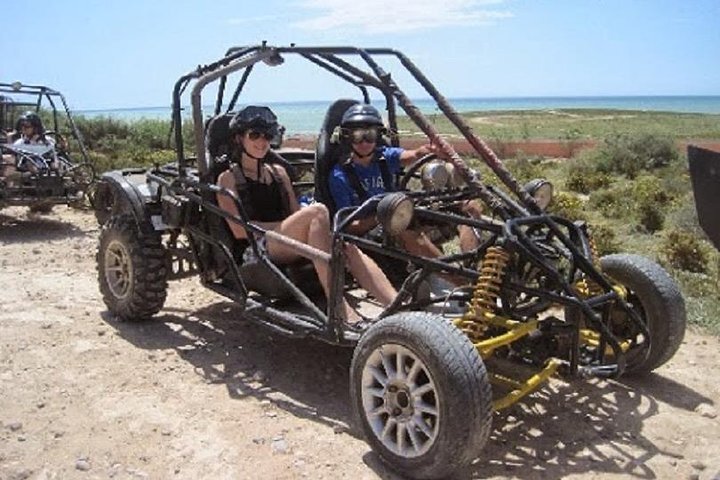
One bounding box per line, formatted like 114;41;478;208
457;246;510;341
587;229;602;268
577;228;604;297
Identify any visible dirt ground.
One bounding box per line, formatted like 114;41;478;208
1;205;719;480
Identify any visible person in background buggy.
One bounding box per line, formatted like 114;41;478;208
12;111;60;173
216;106;398;327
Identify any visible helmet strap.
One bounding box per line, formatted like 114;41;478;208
239;149;265;180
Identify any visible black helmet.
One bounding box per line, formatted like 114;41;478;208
18;111;44;134
229;106;279;136
340;104;384;129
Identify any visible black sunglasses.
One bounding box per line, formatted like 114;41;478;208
247;130;274;141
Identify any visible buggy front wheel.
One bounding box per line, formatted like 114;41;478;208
97;214;168;320
350;312;492;479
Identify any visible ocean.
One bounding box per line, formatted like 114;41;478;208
76;96;720;135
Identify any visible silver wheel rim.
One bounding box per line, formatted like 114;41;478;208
105;239;133;299
360;343;440;458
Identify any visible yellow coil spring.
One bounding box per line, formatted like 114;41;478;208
588;229;601;269
457;246;510;340
576;228;604;297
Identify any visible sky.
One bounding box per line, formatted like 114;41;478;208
1;0;719;110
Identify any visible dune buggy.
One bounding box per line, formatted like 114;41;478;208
94;44;686;479
0;82;95;211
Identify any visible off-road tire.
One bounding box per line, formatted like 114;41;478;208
601;253;686;375
97;214;168;320
350;312;492;479
94;182;128;226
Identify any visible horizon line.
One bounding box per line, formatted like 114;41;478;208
75;94;720;113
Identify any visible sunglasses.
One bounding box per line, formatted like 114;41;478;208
246;130;274;141
347;127;380;144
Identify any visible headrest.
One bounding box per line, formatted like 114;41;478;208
314;99;360;211
205;113;235;159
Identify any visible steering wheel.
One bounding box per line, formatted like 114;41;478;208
68;162;96;189
398;153;438;191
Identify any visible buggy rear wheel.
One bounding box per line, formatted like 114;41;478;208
97;214;168;320
601;254;686;375
350;312;492;479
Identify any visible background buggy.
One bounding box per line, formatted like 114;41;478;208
0;82;95;211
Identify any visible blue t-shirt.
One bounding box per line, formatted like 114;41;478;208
329;146;404;210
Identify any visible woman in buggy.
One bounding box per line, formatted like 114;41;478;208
12;111;61;173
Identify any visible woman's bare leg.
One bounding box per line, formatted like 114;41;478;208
459;199;483;252
398;230;444;258
343;244;397;306
265;204;361;322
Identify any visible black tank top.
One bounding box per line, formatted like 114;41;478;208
233;165;287;222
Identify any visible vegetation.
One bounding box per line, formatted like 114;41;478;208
59;110;720;335
55;114;194;173
463;125;719;336
399;108;720;141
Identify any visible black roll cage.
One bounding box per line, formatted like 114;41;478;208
169;43;540;218
158;43;648;372
0;82;91;164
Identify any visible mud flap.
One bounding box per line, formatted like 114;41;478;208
688;145;720;250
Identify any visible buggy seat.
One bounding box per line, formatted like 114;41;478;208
313;99;360;217
200;112;318;299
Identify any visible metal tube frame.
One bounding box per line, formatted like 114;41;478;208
165;43;648;355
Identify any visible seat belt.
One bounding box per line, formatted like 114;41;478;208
340;153;395;203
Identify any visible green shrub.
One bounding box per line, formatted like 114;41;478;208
548;191;587;221
505;155;545;183
62;115;197;173
588;186;633;219
129;119;172;150
632;175;671;206
565;158;612;194
637;203;665;233
660;229;710;273
595;133;679;178
589;224;621;255
629;176;671;232
74;115;131;150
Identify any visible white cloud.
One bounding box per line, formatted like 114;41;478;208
294;0;512;34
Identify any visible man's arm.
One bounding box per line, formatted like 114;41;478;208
328;168;377;235
398;143;440;167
